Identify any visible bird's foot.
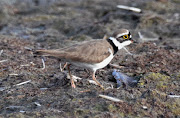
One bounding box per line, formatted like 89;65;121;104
71;82;76;88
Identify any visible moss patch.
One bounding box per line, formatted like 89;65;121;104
139;73;170;91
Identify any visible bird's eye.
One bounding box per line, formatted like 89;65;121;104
123;35;128;39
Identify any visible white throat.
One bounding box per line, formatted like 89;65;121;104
109;37;132;50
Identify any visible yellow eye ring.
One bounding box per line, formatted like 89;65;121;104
123;35;128;39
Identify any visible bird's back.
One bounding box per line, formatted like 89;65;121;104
34;39;115;64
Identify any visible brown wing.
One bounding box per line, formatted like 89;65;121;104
35;39;114;64
61;39;113;63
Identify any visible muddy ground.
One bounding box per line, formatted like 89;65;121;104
0;0;180;117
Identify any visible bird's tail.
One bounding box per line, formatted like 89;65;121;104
33;49;63;57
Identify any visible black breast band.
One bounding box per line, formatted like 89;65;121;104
106;38;118;55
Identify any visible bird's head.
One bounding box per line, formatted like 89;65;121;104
112;29;134;47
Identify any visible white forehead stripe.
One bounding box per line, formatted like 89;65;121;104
116;31;129;38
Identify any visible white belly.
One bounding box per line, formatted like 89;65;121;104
71;48;114;71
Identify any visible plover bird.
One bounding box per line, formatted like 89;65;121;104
34;29;134;88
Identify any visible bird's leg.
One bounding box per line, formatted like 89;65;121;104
60;62;68;72
92;71;104;89
67;64;76;88
63;62;68;70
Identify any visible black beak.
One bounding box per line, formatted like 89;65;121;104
130;38;137;43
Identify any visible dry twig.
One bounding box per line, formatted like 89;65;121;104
99;94;124;102
41;58;46;70
20;64;30;67
67;74;82;82
80;89;91;93
24;46;33;51
30;62;36;66
0;59;8;63
168;95;180;98
88;80;98;85
40;88;48;90
0;50;3;56
16;80;31;86
34;102;41;106
109;63;125;69
9;73;19;76
117;5;141;13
